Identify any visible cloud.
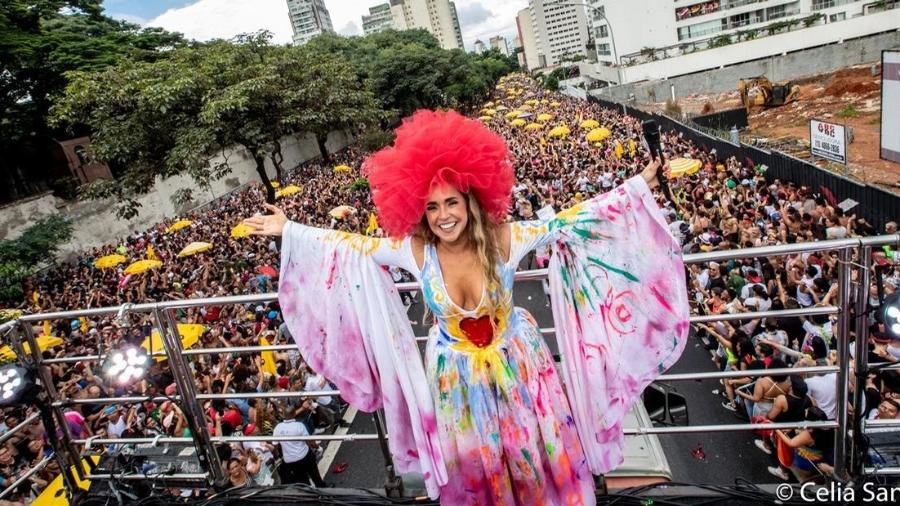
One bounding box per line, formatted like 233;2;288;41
456;3;491;27
337;20;361;36
454;0;520;51
147;0;293;44
108;12;148;26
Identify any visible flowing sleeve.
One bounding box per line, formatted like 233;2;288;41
542;176;690;475
278;222;446;497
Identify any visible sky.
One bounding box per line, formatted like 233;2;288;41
103;0;525;52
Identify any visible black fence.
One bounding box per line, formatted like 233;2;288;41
588;96;900;230
691;107;748;131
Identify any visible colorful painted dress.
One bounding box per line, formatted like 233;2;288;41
278;175;690;505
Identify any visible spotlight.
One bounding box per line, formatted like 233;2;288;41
102;346;149;385
0;365;37;407
882;292;900;340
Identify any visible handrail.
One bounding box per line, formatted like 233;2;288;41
0;412;40;445
2;233;898;493
0;455;52;499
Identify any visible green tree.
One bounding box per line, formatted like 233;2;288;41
0;215;72;303
0;2;186;204
51;33;381;211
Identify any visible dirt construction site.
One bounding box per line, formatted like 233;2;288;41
649;63;898;193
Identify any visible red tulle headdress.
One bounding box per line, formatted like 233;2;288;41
362;109;515;238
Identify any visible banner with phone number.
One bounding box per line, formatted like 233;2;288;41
810;119;847;164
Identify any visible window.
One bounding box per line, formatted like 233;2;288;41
730;12;750;27
829;11;846;21
597;43;611;55
596;24;608;38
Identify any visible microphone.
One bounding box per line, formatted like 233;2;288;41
641;120;673;203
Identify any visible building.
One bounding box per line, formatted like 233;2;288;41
473;39;486;54
286;0;334;45
389;0;463;50
516;7;540;70
450;2;465;50
489;36;510;56
517;0;590;70
583;0;899;84
362;3;395;35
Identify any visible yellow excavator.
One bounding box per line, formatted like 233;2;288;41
739;76;800;110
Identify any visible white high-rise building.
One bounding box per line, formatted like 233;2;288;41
473;39;486;54
517;0;590;69
362;3;395;35
286;0;334;45
489;36;510;56
389;0;463;50
450;2;465;50
583;0;897;83
516;7;540;70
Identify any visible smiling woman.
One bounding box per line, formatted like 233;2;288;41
242;109;689;505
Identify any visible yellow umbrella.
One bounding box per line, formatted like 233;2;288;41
550;101;561;108
141;323;205;362
177;241;213;258
580;119;600;129
258;336;278;377
479;116;493;122
123;259;162;276
540;99;549;104
525;99;538;106
537;113;554;122
231;223;252;239
480;108;496;116
270;181;281;189
329;205;357;219
519;104;533;111
32;456;99;506
94;254;126;269
510;118;527;127
524;123;543;131
483;101;494;107
495;105;509;111
586;127;612;142
548;126;571;138
0;336;65;360
275;184;302;198
504;110;521;120
668;158;703;178
165;220;192;234
333;165;352;173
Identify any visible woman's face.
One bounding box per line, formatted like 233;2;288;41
425;184;468;245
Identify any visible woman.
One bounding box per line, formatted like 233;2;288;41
225;457;254;487
773;406;834;482
736;358;791;420
244;110;689;505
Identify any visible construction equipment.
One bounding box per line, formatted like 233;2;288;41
738;77;800;110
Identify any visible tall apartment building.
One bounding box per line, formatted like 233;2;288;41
516;0;590;69
473;39;486;54
584;0;896;82
450;2;465;50
489;36;510;56
362;3;395;35
516;8;540;70
286;0;334;46
387;0;463;50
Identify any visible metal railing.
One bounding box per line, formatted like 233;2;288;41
0;234;898;495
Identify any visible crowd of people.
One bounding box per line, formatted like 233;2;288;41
0;72;897;503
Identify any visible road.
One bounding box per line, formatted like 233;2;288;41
319;278;777;490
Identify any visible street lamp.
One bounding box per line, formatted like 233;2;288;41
546;0;622;84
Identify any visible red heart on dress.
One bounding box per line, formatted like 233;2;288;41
459;315;493;348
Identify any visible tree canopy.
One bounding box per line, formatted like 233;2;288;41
0;0;187;204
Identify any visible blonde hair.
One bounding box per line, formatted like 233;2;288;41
417;192;502;321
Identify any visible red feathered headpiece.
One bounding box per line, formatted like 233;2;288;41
363;109;515;238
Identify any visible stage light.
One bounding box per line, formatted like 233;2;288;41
0;365;36;407
103;346;149;385
882;292;900;340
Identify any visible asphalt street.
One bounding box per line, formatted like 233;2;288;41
320;278;777;490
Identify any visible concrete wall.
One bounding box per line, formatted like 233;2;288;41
591;29;900;103
0;130;352;260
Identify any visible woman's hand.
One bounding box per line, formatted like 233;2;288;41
641;158;663;190
242;204;287;236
